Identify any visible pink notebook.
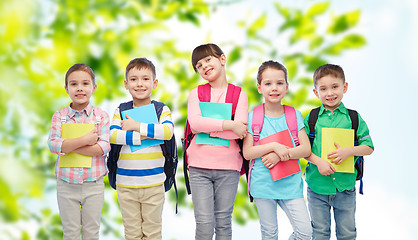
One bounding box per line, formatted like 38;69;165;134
259;130;301;181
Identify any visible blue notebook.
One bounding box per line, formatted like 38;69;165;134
121;103;163;151
196;102;232;147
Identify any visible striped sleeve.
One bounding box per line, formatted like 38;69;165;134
139;105;174;140
109;107;142;145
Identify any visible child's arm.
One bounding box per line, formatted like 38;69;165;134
47;111;66;155
188;89;248;139
61;129;99;153
328;112;374;165
211;91;249;139
288;128;311;159
243;133;290;168
135;105;174;140
305;152;336;176
109;108;142;145
328;143;373;165
72;110;111;156
47;111;96;154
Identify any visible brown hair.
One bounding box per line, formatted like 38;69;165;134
191;43;224;72
125;58;156;79
257;60;288;84
65;64;95;86
313;64;345;87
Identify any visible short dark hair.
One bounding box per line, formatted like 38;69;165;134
191;43;224;72
257;60;288;84
313;64;345;87
65;64;95;86
126;58;156;79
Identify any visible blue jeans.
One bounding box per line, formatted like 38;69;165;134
254;197;312;240
307;187;356;240
189;167;240;240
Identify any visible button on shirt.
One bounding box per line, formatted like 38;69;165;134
303;103;374;195
47;104;110;184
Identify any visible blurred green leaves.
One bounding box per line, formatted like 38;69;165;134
0;0;366;238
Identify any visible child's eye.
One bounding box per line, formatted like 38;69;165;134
196;64;202;69
143;77;149;81
278;82;283;85
71;83;76;86
333;85;338;89
320;88;326;91
264;82;270;86
206;57;211;62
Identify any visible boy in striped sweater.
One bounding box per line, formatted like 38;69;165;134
109;58;174;240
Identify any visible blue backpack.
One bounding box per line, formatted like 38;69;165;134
307;107;365;194
107;100;178;202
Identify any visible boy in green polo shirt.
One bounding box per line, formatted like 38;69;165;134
304;64;374;240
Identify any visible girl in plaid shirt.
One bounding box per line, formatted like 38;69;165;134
47;64;110;240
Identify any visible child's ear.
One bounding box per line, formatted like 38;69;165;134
153;79;158;89
285;82;289;93
124;80;128;90
220;54;226;66
343;82;348;93
65;85;69;94
313;88;319;98
257;83;262;94
92;84;97;93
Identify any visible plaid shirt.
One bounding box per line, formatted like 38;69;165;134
47;104;110;184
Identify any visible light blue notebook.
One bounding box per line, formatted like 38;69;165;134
121;103;163;151
196;102;232;147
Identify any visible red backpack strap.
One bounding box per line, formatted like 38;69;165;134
251;104;265;144
284;105;299;146
197;83;211;102
226;83;241;115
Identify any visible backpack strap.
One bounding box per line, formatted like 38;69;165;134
307;107;320;147
119;101;134;118
284;105;299;146
198;83;211;102
226;83;241;116
251;104;265;144
347;108;363;194
347;109;359;143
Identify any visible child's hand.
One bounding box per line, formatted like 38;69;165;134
140;135;150;140
121;114;140;132
273;144;290;161
327;142;353;165
316;158;336;175
232;121;248;139
83;129;99;146
261;152;280;169
191;128;200;134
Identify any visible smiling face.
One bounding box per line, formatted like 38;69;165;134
257;68;288;104
195;54;226;83
125;67;158;106
65;70;96;111
313;75;348;112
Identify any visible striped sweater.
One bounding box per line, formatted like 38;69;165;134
109;103;174;188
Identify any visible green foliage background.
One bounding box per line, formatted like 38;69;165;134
0;0;365;238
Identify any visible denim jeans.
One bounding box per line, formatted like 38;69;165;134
189;167;240;240
254;197;312;240
307;187;356;240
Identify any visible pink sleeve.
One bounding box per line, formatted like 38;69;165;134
187;88;224;132
210;91;248;139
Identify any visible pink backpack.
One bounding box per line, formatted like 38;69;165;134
182;83;244;195
247;104;299;201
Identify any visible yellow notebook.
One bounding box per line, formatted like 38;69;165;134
59;123;94;168
321;128;354;173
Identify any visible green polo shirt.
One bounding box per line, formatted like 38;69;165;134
304;102;374;195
